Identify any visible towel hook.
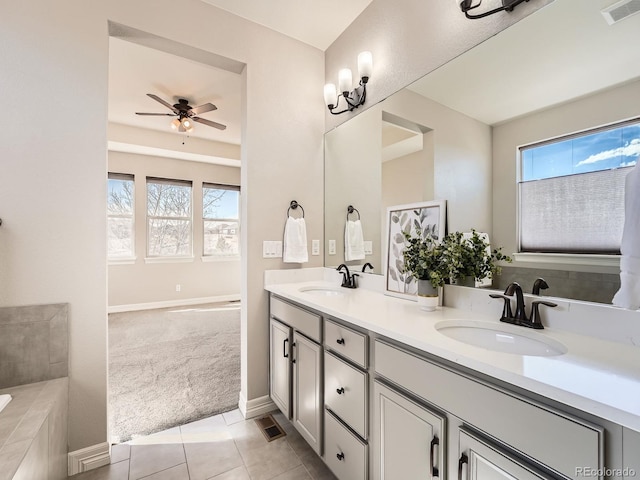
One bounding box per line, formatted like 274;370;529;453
346;205;360;220
287;200;305;218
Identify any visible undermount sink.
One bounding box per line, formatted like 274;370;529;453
435;320;567;357
298;286;346;297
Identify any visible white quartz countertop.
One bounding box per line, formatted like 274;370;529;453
266;279;640;433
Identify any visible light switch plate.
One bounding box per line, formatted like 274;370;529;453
328;240;336;255
312;239;320;255
263;241;283;258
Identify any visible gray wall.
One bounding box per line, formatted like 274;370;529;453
0;304;68;389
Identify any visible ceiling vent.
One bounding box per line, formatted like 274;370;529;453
601;0;640;25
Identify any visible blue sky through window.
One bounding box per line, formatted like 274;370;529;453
522;122;640;181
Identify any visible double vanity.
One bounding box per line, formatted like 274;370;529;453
265;268;640;480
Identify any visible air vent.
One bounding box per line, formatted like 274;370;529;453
255;414;286;442
601;0;640;25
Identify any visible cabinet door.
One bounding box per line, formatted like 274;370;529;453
269;318;291;417
373;381;445;480
458;429;554;480
292;331;323;454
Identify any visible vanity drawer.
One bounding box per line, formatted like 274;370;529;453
374;340;604;480
324;350;368;439
324;409;367;480
270;295;321;342
324;318;368;368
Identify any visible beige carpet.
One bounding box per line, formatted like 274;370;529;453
108;302;240;443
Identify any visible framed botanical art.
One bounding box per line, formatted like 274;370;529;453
384;200;447;299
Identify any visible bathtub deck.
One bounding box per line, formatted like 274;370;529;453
0;378;68;480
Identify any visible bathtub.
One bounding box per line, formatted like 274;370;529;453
0;378;68;480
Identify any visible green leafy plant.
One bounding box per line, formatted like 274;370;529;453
402;229;447;289
440;230;512;283
403;228;512;288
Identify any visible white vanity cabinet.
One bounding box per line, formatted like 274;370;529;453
373;380;445;480
374;339;606;480
458;429;553;480
323;318;369;480
269;296;323;454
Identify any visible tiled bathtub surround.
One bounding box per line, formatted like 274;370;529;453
0;304;68;389
0;378;68;480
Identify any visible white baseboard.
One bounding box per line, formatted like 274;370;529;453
68;442;110;476
238;392;277;419
108;294;241;313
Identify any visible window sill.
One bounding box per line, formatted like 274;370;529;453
144;256;194;264
108;257;137;266
201;255;240;263
513;252;620;268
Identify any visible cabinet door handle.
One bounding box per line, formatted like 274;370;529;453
336;387;345;395
291;342;296;364
336;338;345;345
336;452;345;461
283;338;289;358
430;436;439;479
458;453;468;480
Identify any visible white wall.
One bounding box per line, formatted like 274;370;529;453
492;79;640;271
0;0;324;452
108;151;241;307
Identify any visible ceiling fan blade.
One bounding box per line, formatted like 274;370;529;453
189;103;217;116
147;93;179;113
193;117;227;130
135;112;175;116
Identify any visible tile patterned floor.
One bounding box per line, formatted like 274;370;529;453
71;410;337;480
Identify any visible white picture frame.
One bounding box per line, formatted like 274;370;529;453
384;200;447;299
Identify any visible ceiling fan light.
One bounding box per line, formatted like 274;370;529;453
181;117;194;132
171;118;181;130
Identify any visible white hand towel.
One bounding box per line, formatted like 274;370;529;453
283;217;308;263
345;219;365;261
613;163;640;309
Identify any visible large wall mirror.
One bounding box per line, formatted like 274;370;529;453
324;0;640;303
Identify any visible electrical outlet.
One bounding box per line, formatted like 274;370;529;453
175;284;181;292
364;240;373;255
329;240;336;255
312;239;320;255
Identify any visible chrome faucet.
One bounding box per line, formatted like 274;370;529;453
337;264;359;288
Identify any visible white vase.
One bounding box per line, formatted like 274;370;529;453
417;279;439;312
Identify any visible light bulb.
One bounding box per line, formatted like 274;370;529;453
171;118;180;130
181;117;194;132
338;68;352;95
358;51;373;82
324;83;337;108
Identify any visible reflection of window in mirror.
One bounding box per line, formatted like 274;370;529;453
518;118;640;255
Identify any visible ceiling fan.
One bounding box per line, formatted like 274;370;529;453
135;93;227;132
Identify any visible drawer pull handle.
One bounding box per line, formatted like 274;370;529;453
458;453;468;480
336;338;345;345
292;342;296;364
336;387;345;395
336;452;345;461
283;338;289;358
430;436;439;478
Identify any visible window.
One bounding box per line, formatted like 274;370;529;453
519;119;640;254
203;183;240;257
107;173;135;259
147;177;192;257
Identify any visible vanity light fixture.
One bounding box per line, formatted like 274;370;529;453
324;51;372;115
456;0;530;19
